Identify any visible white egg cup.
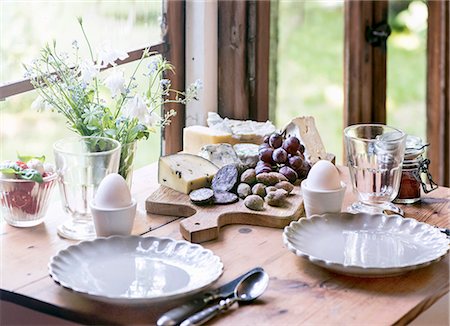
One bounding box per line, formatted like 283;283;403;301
301;180;346;218
90;199;137;237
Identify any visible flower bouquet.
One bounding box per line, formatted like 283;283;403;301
24;18;200;183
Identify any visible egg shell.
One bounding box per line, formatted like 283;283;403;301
306;160;341;191
94;173;132;209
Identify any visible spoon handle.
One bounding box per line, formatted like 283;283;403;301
180;298;236;326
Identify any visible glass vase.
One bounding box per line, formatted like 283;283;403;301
119;141;137;188
53;136;121;240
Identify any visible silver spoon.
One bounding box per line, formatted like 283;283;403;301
180;270;269;326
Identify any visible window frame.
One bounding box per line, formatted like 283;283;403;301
0;0;186;156
344;0;449;186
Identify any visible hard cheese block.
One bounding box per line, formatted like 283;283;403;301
158;153;219;194
183;126;238;155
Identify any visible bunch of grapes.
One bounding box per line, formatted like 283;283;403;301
256;132;311;183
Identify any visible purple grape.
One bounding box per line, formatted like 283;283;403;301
259;148;274;164
255;165;272;175
272;148;288;163
263;135;270;144
256;161;272;168
269;133;283;149
259;143;271;151
288;155;304;170
295;162;311;180
279;166;298;184
298;144;305;154
282;136;301;155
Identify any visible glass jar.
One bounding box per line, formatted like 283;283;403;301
395;135;437;204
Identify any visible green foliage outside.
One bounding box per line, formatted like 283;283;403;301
1;1;163;167
276;0;427;164
1;1;427;168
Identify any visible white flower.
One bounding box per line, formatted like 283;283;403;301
97;42;129;67
103;69;126;97
123;94;152;126
31;96;51;112
80;60;100;84
148;112;161;127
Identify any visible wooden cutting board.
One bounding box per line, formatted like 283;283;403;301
145;186;304;243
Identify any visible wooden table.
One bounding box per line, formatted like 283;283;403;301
1;164;449;325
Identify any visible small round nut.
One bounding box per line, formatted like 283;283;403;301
265;188;288;207
237;183;252;199
270;172;288;182
275;181;294;194
256;172;279;186
252;183;267;198
240;168;257;185
244;195;264;211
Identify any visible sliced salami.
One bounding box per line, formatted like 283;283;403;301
189;188;214;205
211;164;239;192
213;191;239;205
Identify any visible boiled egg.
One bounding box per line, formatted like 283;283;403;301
94;173;132;208
306;160;341;190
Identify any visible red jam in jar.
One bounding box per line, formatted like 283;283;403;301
395;135;437;204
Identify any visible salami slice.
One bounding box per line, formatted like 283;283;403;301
213;191;239;205
211;164;239;192
189;188;214;205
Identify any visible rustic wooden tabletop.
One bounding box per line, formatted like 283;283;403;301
1;164;449;325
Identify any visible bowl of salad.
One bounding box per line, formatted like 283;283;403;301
0;155;57;227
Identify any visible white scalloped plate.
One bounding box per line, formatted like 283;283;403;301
283;213;449;277
49;236;223;303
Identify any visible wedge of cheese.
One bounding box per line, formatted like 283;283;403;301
158;153;219;194
283;116;327;164
183;126;238;155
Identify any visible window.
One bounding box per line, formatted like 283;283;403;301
0;1;178;168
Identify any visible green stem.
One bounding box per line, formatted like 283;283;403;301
78;19;100;104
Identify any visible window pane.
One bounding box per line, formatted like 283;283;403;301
2;1;162;82
275;1;344;163
387;0;427;141
1;1;162;167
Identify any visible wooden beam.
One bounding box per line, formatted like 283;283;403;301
344;0;388;126
218;0;249;120
217;0;271;122
0;44;166;101
426;0;450;186
162;0;186;155
250;0;270;122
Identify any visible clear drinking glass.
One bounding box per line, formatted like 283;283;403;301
54;136;121;240
344;124;406;215
0;174;57;227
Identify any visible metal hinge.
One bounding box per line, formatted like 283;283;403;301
365;21;391;50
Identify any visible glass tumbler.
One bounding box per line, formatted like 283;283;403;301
344;124;406;215
0;174;57;227
54;136;121;240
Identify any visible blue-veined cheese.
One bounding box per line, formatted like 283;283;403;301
158;153;219;194
207;112;276;144
198;143;242;168
233;143;259;168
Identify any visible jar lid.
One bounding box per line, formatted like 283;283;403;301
404;135;426;159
